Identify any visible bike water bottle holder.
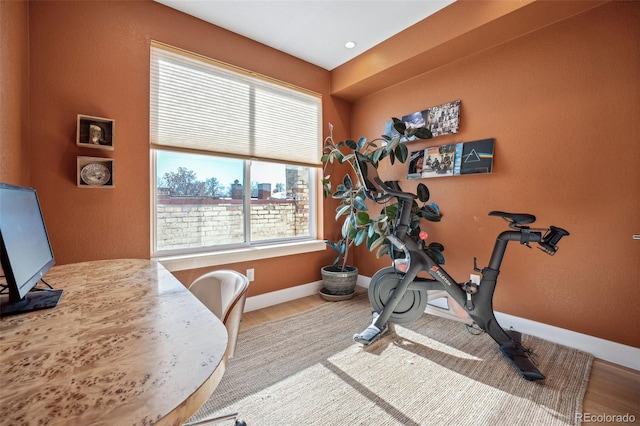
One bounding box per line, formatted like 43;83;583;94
461;281;478;310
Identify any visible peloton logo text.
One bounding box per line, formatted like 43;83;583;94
430;266;453;286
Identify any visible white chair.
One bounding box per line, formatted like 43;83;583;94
186;270;250;426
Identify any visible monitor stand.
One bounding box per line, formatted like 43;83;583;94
0;289;63;317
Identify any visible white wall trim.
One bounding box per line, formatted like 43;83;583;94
246;276;640;371
245;274;371;312
157;239;326;272
245;280;325;312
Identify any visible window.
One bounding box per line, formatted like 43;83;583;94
150;42;322;259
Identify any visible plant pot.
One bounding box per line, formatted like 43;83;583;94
320;265;358;299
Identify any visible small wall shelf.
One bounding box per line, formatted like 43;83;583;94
77;114;114;151
77;156;114;188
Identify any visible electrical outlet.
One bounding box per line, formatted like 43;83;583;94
470;274;481;285
246;268;255;282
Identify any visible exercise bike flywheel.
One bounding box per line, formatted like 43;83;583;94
368;267;427;324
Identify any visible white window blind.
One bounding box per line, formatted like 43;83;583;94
150;42;322;166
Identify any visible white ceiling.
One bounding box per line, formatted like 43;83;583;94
154;0;455;70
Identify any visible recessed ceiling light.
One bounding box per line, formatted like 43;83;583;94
344;41;356;49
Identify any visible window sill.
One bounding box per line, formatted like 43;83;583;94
154;240;327;272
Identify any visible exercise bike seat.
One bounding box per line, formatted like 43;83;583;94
489;211;536;225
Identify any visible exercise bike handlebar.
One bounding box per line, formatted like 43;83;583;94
488;211;569;268
539;226;570;255
356;152;416;203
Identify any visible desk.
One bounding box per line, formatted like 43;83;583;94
0;259;227;425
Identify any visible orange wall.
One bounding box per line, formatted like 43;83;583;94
17;0;344;296
0;0;30;186
350;1;640;347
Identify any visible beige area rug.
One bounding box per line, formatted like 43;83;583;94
189;293;593;425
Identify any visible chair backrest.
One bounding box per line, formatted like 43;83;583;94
189;270;249;358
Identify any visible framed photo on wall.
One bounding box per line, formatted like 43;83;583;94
460;138;494;175
407;149;426;179
385;99;461;143
407;139;494;179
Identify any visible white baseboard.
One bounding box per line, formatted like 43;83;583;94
245;275;371;312
246;276;640;372
245;280;324;312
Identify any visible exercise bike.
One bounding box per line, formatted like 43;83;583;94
352;153;569;381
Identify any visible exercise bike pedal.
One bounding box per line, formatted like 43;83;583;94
499;345;545;381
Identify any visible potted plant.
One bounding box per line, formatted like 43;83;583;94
320;119;445;299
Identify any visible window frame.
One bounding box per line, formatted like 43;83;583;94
149;42;325;269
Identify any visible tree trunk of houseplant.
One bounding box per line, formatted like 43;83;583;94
320;265;358;300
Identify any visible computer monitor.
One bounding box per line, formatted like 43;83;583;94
0;183;62;316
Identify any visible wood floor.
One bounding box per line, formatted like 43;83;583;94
242;291;640;423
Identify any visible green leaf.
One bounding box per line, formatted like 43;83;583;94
386;134;399;152
392;117;406;134
325;241;339;252
426;246;445;264
414;126;433;139
428;242;445;252
394;143;408;163
357;137;367;150
331;190;346;199
377;220;389;234
341;215;352;237
345;139;358;150
416;183;430;202
355;211;370;226
371;148;384;164
384;203;398;220
347;222;358;240
366;232;383;251
419;203;442;221
427;202;440;216
335;204;351;220
354;228;367;246
342;153;355;164
353;195;368;211
343;174;353;190
367;224;374;238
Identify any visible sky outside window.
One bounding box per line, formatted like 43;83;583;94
156;151;287;194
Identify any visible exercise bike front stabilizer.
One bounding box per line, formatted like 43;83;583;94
352;153;569;381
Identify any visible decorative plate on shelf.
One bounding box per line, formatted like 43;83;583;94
81;163;111;186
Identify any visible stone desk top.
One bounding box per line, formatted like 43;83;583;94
0;259;228;426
